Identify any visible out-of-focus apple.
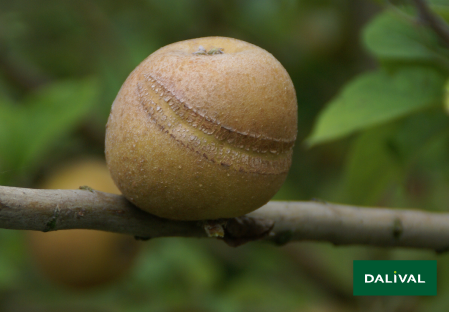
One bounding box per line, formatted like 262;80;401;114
27;158;141;289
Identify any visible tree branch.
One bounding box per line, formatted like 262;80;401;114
1;185;449;251
411;0;449;47
0;186;205;239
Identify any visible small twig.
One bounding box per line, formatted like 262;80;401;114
2;185;449;250
411;0;449;47
386;0;417;24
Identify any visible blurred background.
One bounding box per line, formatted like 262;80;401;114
2;0;449;311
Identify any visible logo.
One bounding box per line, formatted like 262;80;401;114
353;260;437;296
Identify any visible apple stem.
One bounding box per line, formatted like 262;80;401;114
193;46;224;55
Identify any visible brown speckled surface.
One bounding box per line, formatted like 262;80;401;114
105;37;297;220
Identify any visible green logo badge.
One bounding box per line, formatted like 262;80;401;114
353;260;437;296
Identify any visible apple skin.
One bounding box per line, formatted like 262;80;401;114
27;158;141;289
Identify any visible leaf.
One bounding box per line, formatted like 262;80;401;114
0;229;25;290
389;107;449;163
306;67;445;146
0;100;24;184
444;77;449;114
341;109;449;206
21;78;98;168
429;0;449;23
363;10;442;62
0;78;99;185
433;5;449;25
340;124;401;206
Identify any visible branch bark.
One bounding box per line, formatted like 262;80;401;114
411;0;449;47
1;185;449;251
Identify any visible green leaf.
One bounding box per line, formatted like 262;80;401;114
341;109;449;206
306;67;445;146
444;77;449;113
340;124;401;206
363;10;442;62
20;78;99;169
389;107;449;163
429;0;449;21
0;78;98;185
0;100;23;184
0;229;25;290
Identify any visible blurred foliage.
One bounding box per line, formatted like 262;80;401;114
3;0;449;311
0;79;98;185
